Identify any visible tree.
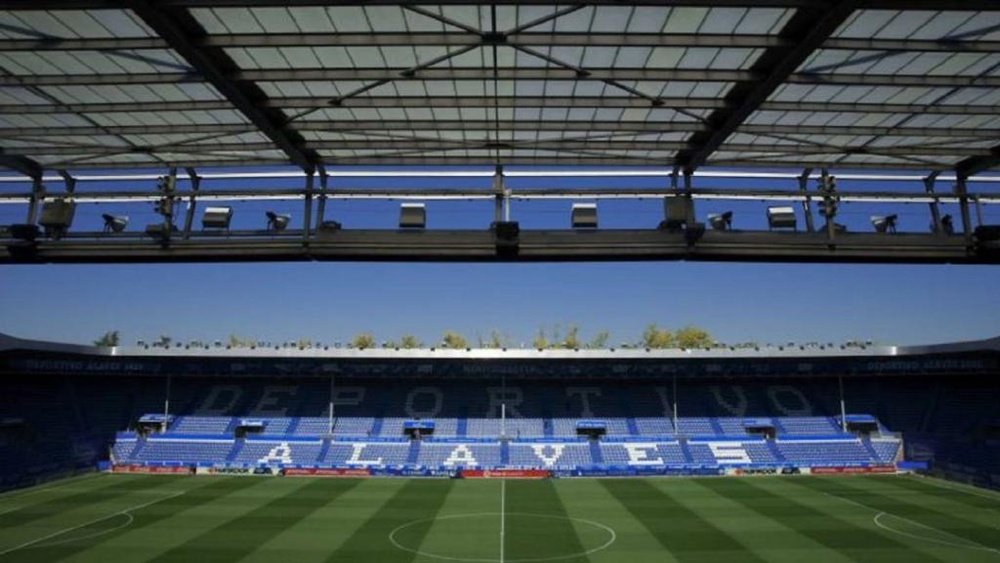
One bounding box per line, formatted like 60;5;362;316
487;330;507;349
400;335;421;349
155;334;172;348
441;330;467;349
532;327;549;350
587;330;610;349
296;338;312;349
675;325;713;348
641;324;675;349
351;332;375;349
93;330;120;347
562;324;581;349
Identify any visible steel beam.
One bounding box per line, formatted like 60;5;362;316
5;34;998;53
0;229;990;265
955;144;1000;179
678;0;861;172
3;97;996;116
3;121;998;139
127;0;317;172
6;140;987;157
5;0;995;8
7;67;995;87
0;153;42;179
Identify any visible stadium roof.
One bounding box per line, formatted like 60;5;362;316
1;2;999;178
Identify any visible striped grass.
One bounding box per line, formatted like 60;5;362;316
0;474;997;562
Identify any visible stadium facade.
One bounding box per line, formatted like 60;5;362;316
2;332;997;490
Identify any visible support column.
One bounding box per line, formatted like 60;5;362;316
956;175;973;246
493;165;505;223
838;375;847;432
315;165;328;232
924;171;941;234
182;167;200;239
163;374;172;433
302;170;314;245
672;375;678;436
26;176;44;224
328;374;335;435
798;168;815;233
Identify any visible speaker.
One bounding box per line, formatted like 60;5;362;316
399;203;426;229
492;221;519;258
571;203;597;229
202;206;233;229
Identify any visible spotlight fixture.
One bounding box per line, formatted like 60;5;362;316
265;211;290;231
707;211;733;231
399;203;426;229
571;203;598;229
871;214;897;233
39;199;76;239
766;206;796;230
202;206;233;230
102;213;129;233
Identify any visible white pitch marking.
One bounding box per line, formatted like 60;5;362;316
500;479;506;563
908;475;1000;503
388;512;617;562
0;490;184;557
820;489;1000;555
872;512;1000;554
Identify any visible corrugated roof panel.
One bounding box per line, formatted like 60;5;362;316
325;6;376;33
591;6;634;33
663;7;710;34
699;8;749;34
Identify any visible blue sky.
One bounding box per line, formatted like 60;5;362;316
1;166;998;347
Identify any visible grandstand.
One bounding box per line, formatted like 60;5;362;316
2;331;997;489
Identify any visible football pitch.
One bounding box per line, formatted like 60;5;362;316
0;474;998;562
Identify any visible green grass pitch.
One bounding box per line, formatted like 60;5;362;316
1;473;998;562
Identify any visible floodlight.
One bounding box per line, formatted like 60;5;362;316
39;199;76;239
766;206;796;230
708;211;733;231
871;214;897;233
202;206;233;230
102;213;129;233
265;211;290;231
571;203;598;229
399;203;426;229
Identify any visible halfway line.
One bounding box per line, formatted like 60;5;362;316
500;478;506;563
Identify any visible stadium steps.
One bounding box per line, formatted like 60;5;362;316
225;439;244;463
678;439;694;463
766;440;787;462
772;418;787;434
709;418;725;435
286;417;302;435
860;438;881;463
456;417;468;438
129;438;146;460
589;440;603;464
544;418;553;438
500;441;510;465
406;441;421;465
317;439;331;463
626;418;639;436
370;417;384;437
223;417;239;435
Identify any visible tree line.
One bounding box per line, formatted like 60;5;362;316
95;324;715;350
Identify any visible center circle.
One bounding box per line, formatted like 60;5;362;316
389;512;616;563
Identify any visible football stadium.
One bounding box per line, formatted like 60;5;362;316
2;0;1000;561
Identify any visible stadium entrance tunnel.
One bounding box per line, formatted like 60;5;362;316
389;512;616;562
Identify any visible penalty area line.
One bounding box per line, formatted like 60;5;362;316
0;490;185;557
820;489;1000;554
